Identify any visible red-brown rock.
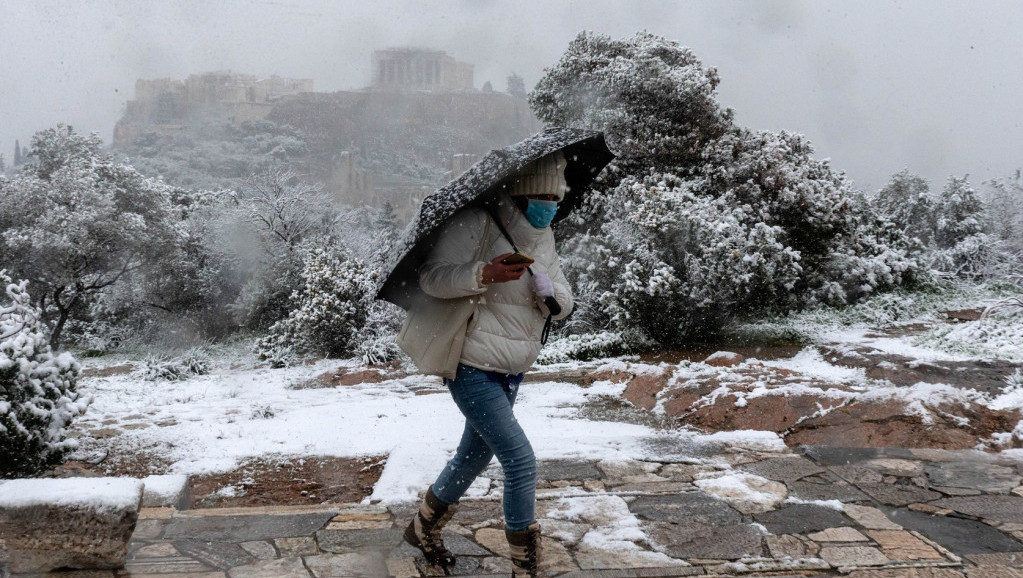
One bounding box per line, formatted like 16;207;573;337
622;371;670;411
704;351;745;367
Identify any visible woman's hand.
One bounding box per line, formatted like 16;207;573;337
482;253;528;285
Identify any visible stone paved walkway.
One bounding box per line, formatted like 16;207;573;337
5;445;1023;577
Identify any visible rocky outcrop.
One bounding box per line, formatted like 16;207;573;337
0;477;143;572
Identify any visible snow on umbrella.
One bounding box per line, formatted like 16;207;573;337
377;127;615;310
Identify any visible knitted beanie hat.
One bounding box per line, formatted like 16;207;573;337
509;151;567;201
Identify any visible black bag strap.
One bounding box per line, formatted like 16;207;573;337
483;205;561;344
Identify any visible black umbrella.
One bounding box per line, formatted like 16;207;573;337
376;127;615;310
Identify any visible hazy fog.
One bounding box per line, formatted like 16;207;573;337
2;0;1021;192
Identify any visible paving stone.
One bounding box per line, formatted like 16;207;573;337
613;481;695;494
172;539;254;569
474;527;508;556
479;555;512;574
863;458;925;477
122;557;218;575
163;512;334;542
934;486;982;496
275;536;318;556
926;462;1022;494
439;532;492;556
882;506;1023;555
932;495;1023;524
385;555;419;578
537;519;589;545
831;465;886;484
584;479;607;492
864;530;944;560
538;459;604;481
801;446;884;465
130;542;180;558
737;456;826;482
540;539;579;573
964;552;1023;567
966;566;1023;578
239;540;277;560
315;528;403;553
818;545;889;567
628;492;741;525
857;483;943;506
324;519;392;530
787;478;870;502
753;504;853;535
720;557;832;574
331;504;390;522
765;534;819;558
575;537;694;569
807;527;868;542
659;463;714;482
227;556;311;577
844;504;902;530
634;569;704;577
597;459;660;480
645;521;763;560
454;499;504;525
846;569;966;578
304;552;388;577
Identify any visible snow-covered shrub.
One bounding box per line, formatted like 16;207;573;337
536;330;652;365
0;271;86;477
141;345;212;381
874;172;1006;279
256;245;375;359
531;32;915;345
354;301;406;365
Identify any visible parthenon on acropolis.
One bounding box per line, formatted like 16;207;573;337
371;48;474;91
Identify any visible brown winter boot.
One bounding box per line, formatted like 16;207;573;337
506;522;544;577
403;486;459;567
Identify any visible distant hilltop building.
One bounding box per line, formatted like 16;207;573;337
372;48;473;91
114;71;312;146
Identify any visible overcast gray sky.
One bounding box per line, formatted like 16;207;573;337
2;0;1021;192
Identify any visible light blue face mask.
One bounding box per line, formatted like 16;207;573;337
524;199;558;228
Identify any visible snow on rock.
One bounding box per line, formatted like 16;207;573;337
0;477;142;513
693;471;787;514
545;495;687;567
704;351;745;367
139;474;189;509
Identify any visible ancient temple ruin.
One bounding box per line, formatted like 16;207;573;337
371;48;474;91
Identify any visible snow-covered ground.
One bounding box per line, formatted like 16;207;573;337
72;357;783;504
70;283;1023;504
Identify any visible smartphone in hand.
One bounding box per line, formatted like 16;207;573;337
501;252;535;266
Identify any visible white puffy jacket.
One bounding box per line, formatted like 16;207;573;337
418;193;573;375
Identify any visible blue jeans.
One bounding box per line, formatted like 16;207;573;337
431;364;536;531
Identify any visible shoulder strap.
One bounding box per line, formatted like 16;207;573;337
483;204;561;344
484;205;519;253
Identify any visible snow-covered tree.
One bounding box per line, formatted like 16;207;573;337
874;170;936;247
530;31;914;344
935;176;984;249
227;165;338;330
1;270;86;477
0;125;182;349
984;170;1023;255
255;245;375;359
506;73;527;99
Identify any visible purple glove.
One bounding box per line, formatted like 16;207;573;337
531;271;555;298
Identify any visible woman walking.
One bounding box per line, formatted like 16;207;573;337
398;151;573;577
